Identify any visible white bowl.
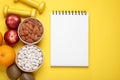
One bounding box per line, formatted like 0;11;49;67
16;45;43;72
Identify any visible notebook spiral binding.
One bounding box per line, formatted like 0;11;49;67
52;10;87;15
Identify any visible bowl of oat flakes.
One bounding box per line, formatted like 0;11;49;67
16;45;43;72
18;18;44;44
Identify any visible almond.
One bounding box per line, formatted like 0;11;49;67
36;31;41;36
34;35;38;41
25;23;29;27
28;25;33;30
38;33;42;37
19;30;24;36
21;36;26;41
28;30;32;34
33;26;38;33
25;36;29;40
19;25;23;30
40;27;43;34
31;34;34;40
26;38;33;43
22;25;26;30
23;30;29;35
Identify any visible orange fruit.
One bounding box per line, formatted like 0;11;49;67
0;45;15;67
0;32;3;45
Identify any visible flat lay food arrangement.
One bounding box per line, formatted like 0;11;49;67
0;0;45;80
1;0;120;80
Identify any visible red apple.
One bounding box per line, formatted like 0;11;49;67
6;14;21;29
4;30;19;46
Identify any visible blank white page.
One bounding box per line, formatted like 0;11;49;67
50;11;88;66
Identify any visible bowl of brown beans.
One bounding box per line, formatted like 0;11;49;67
18;18;44;44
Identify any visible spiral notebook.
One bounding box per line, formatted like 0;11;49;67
50;11;88;66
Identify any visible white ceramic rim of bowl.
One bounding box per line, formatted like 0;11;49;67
17;17;44;45
15;44;44;72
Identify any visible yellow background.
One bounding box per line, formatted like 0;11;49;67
0;0;120;80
